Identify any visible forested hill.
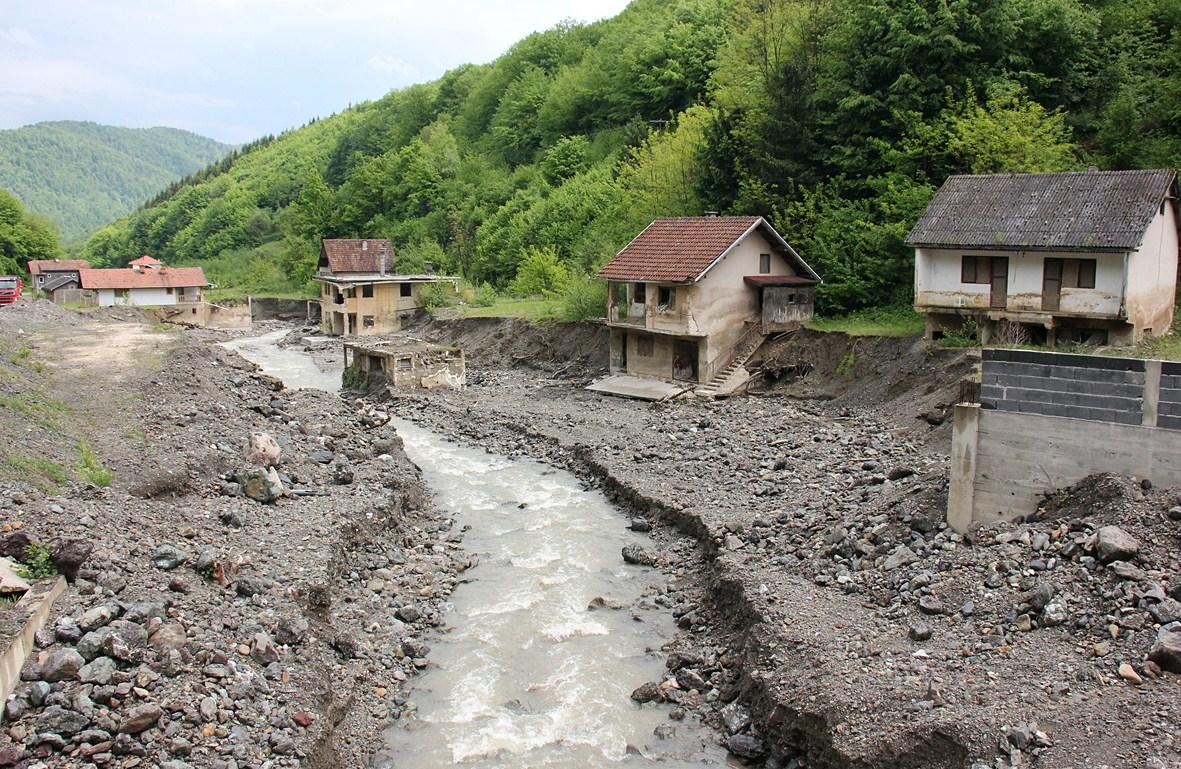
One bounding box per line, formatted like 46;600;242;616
81;0;1180;312
0;121;232;240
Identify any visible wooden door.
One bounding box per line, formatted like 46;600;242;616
1042;258;1062;312
990;257;1009;309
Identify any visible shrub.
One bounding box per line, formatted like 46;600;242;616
559;274;607;321
472;282;498;307
508;246;570;297
420;282;455;310
19;543;57;579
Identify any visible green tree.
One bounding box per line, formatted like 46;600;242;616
508;246;571;296
947;83;1078;173
0;189;61;274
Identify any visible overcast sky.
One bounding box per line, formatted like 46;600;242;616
0;1;632;144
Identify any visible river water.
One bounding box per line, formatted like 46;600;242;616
221;332;729;769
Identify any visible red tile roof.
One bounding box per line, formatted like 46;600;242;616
79;267;208;290
129;255;162;266
597;216;818;283
319;239;394;274
27;259;90;276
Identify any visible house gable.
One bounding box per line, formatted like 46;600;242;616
319;239;394;274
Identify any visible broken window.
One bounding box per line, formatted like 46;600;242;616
961;255;992;284
400;283;413;297
362;315;375;328
759;253;771;274
637;334;654;357
634;283;646;304
787;293;796;304
362;284;374;298
396;357;412;369
614;282;628;320
658;286;676;310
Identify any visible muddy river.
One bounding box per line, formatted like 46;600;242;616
222;332;730;768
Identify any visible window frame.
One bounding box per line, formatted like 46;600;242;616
657;286;676;310
961;255;991;285
759;253;771;274
400;283;413;298
362;284;374;298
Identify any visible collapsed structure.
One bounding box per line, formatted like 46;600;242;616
909;169;1180;345
595;216;820;396
343;339;465;391
313;239;457;336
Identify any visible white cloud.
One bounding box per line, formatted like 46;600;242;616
366;54;419;79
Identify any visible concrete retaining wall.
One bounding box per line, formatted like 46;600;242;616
249;298;319;323
950;349;1181;531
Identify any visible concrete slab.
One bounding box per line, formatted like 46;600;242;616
586;375;692;401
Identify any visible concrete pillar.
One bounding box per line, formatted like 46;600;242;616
948;404;981;534
1143;359;1162;427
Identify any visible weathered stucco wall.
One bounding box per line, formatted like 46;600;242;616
1125;203;1179;335
97;287;195;307
915;247;1124;316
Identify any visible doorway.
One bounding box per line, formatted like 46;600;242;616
990;257;1009;309
619;331;628;371
672;340;698;382
1042;258;1062;311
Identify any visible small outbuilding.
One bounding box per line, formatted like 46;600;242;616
908;169;1180;345
342;339;465;391
27;259;90;297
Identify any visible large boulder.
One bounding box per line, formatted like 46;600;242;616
1094;526;1139;563
236;467;284;504
244;433;281;468
1148;622;1181;673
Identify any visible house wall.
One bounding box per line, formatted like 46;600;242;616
915;247;1124;317
1125;203;1179;337
96;287;190;307
319;282;425;336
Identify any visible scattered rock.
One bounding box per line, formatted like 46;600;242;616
244;432;282;467
622;545;658;567
151;544;188;570
1094;526;1139;563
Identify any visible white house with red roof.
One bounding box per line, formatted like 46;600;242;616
595;215;819;395
79;256;208;308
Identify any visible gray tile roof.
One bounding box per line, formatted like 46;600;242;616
907;169;1178;251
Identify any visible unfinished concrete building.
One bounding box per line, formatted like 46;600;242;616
595;216;820;397
314;239;457;336
909;169;1180;345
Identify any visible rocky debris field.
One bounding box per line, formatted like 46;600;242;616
382;364;1181;769
0;305;468;768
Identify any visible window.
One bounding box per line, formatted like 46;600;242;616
961;255;992;284
165;287;174;295
362;284;374;298
759;253;771;274
633;283;646;304
658;286;676;310
787;293;796;304
114;289;128;299
1064;258;1096;289
636;334;654;357
400;283;413;297
396;357;412;369
362;315;375;328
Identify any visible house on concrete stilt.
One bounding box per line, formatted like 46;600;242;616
594;216;820;398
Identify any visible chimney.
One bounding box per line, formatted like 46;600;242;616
704;210;719;217
379;245;387;275
361;240;368;251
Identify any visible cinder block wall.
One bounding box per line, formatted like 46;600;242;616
980;349;1146;426
1158;362;1181;430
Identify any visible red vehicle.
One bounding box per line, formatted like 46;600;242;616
0;276;22;306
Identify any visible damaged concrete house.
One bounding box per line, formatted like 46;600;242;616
910;169;1180;345
594;215;820;398
313;239;457;336
78;256;208;309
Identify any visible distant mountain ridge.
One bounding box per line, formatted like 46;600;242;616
0;121;233;239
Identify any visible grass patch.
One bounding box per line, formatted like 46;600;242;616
76;441;113;487
148;322;175;334
3;454;69;493
807;306;925;337
457;297;561;321
0;392;68;429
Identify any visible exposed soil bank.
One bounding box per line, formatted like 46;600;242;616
370;316;1180;769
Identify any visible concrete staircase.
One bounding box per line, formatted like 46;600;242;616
696;325;766;398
